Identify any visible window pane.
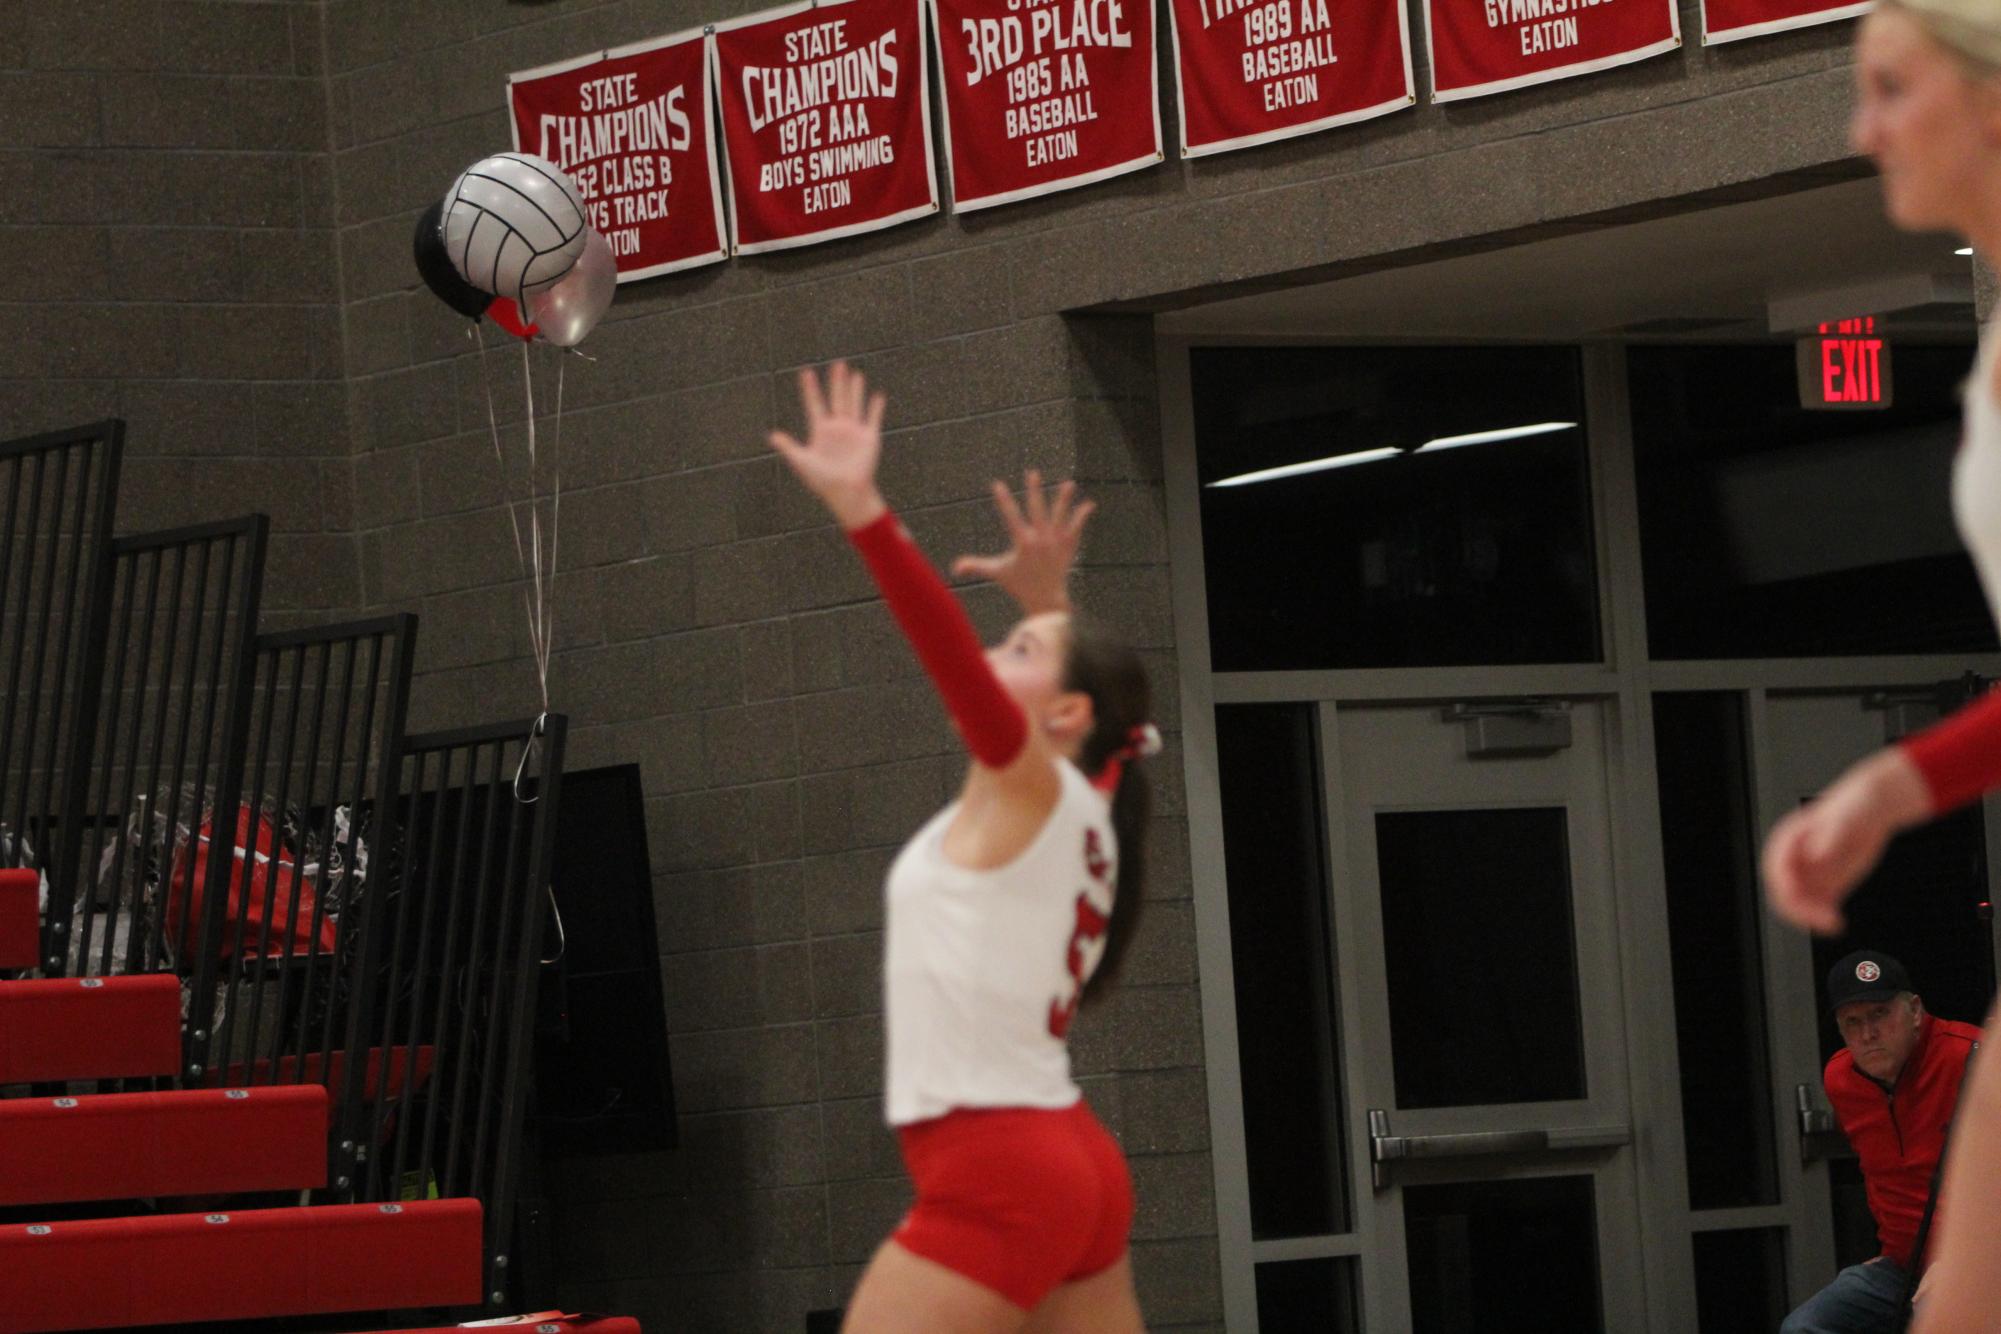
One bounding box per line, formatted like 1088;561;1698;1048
1217;704;1351;1238
1810;804;1997;1065
1653;693;1779;1210
1799;786;1995;1269
1630;342;1993;659
1829;1157;1879;1270
1693;1228;1788;1334
1256;1257;1362;1333
1192;345;1599;671
1405;1175;1601;1334
1377;808;1585;1107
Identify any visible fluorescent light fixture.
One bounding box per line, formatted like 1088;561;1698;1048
1206;446;1402;488
1412;421;1577;454
1958;247;1976;257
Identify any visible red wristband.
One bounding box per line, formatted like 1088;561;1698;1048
1899;687;2001;816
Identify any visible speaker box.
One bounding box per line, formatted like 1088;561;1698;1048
533;763;677;1155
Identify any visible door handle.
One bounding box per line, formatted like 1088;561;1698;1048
1796;1083;1853;1164
1368;1109;1632;1189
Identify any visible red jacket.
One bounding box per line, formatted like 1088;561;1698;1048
1824;1013;1981;1268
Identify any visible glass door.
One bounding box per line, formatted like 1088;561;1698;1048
1754;685;2001;1304
1329;699;1644;1332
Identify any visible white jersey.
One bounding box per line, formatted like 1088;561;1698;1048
881;759;1119;1126
1956;332;2001;625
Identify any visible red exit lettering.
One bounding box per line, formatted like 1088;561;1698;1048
1797;316;1894;412
1821;337;1886;405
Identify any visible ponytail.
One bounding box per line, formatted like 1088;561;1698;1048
1064;617;1154;1004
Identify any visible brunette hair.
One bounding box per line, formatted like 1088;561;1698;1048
1064;615;1153;1002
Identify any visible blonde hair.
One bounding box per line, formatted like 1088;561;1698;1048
1882;0;2001;73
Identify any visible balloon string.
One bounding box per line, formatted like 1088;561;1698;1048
476;321;552;725
546;355;565;688
512;711;548;805
474;322;532;589
520;339;549;716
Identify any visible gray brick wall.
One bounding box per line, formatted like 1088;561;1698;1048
322;3;1864;1331
0;0;1855;1328
319;11;1218;1321
3;1;356;624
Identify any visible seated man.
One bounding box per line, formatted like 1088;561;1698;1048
1782;951;1980;1334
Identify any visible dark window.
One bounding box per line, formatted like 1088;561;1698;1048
1630;342;1993;658
1404;1175;1601;1334
1255;1257;1362;1332
1810;804;1996;1063
1217;704;1351;1238
1377;807;1586;1107
1830;1157;1879;1270
1653;693;1778;1210
1192;346;1599;671
1693;1228;1789;1334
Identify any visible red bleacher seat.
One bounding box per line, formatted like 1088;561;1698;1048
0;1198;483;1333
0;974;181;1083
203;1044;437;1103
0;1084;328;1206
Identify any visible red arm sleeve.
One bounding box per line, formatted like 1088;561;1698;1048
847;511;1028;769
1898;688;2001;816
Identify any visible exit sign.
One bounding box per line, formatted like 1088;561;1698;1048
1798;317;1893;410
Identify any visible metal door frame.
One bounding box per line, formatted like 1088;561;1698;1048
1327;697;1644;1330
1159;330;1997;1331
1747;686;2001;1307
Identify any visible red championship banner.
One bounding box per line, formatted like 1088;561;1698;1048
710;0;940;254
1701;0;1868;45
1168;0;1414;158
509;31;728;281
1425;0;1680;102
928;0;1162;212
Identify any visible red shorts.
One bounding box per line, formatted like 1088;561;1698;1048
892;1100;1134;1311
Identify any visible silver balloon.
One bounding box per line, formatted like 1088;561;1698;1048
527;228;616;347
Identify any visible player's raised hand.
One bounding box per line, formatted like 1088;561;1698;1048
951;470;1096;615
767;360;889;530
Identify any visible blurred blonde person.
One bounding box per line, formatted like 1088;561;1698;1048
1762;4;2001;1328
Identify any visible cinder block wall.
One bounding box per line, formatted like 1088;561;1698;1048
2;1;356;623
324;4;1218;1328
318;3;1863;1330
5;0;1869;1329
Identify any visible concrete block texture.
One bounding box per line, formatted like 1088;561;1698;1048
0;0;1881;1326
3;0;352;614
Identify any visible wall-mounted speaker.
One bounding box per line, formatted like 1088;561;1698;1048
533;763;677;1155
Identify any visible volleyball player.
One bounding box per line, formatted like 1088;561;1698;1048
766;361;1154;1333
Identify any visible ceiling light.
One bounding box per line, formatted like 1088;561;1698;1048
1412;421;1578;453
1206;446;1403;488
1958;247;1975;257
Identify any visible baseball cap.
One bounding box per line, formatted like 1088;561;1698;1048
1826;950;1914;1015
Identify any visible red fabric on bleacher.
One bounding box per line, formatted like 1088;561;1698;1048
0;1084;327;1206
0;974;181;1083
0;1198;483;1333
166;807;338;961
0;869;37;970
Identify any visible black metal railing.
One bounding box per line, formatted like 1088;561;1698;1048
43;516;269;979
3;420;569;1309
0;421;122;884
334;715;567;1309
181;615;418;1101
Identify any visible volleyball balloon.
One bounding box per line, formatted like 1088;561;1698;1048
441;153;589;309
